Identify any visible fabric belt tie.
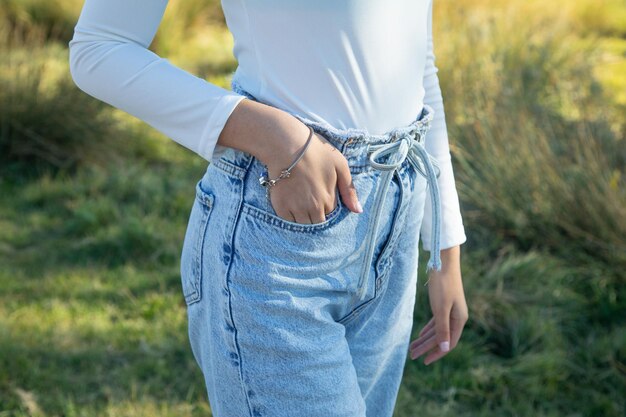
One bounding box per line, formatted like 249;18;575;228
355;104;442;301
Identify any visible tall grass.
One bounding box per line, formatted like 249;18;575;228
435;0;626;266
402;2;626;415
0;42;127;178
0;0;237;180
0;0;82;43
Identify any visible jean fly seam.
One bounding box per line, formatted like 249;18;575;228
374;168;405;275
339;168;407;322
337;294;377;325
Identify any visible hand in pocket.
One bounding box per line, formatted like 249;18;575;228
262;127;363;224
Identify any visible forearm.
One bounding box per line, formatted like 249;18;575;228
440;245;461;273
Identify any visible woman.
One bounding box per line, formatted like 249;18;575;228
68;0;469;415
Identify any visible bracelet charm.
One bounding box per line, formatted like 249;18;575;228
257;126;314;203
259;169;291;188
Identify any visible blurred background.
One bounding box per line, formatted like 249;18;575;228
0;0;624;416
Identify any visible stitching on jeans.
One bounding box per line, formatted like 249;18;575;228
337;290;378;325
213;158;247;180
184;182;215;305
221;154;258;417
374;169;407;280
240;200;346;233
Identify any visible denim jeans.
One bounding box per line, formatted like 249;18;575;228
179;80;443;417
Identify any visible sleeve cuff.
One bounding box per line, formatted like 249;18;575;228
198;94;248;162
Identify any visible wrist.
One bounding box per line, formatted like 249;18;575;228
255;120;311;171
216;98;309;167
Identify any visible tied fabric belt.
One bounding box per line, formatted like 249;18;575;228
355;103;442;301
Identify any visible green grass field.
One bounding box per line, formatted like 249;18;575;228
1;0;624;416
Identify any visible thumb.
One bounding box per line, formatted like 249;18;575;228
435;309;451;353
335;157;363;214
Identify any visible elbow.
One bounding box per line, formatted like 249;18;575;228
67;31;114;95
67;27;83;87
67;31;141;100
68;46;80;89
68;34;106;96
68;37;90;93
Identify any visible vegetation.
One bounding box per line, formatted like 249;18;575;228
1;0;624;416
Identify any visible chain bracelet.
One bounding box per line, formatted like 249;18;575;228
258;126;315;204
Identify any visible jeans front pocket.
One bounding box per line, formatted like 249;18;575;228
231;158;362;289
241;187;346;233
180;180;215;306
241;155;349;233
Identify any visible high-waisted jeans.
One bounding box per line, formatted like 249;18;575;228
179;79;443;417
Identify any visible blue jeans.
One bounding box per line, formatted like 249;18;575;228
179;80;443;417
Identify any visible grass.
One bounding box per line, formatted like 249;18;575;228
0;0;624;416
0;158;212;416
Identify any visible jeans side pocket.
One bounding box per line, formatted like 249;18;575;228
180;180;215;306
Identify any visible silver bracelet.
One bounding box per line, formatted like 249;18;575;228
258;125;314;190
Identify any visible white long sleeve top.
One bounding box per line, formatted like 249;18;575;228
68;0;467;251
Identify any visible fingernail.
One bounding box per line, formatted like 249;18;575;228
439;341;449;352
355;201;363;213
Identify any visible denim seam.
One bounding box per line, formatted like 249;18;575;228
376;265;393;291
374;169;411;283
213;158;247;180
337;250;394;326
337;289;377;325
185;183;215;305
221;154;257;417
338;167;409;323
240;200;346;233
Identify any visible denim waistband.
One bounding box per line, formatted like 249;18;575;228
230;77;443;299
230;79;435;171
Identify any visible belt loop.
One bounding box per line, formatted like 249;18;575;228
341;136;355;155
